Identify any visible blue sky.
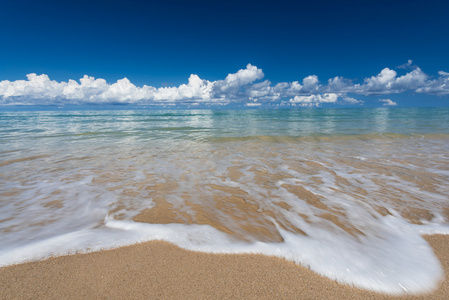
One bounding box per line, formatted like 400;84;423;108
1;0;448;107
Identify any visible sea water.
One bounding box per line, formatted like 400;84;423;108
1;106;449;294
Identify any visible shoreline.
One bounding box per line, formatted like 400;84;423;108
0;235;447;299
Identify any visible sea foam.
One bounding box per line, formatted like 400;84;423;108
1;108;449;295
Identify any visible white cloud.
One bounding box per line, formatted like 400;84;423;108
342;96;364;104
245;102;261;107
212;64;264;98
0;74;64;101
289;93;364;107
273;75;321;97
415;70;449;95
397;59;416;70
0;61;448;106
355;68;397;95
326;76;353;93
290;93;339;107
0;71;215;104
245;80;274;100
379;99;398;106
351;67;429;95
63;76;110;100
393;68;428;90
152;75;213;103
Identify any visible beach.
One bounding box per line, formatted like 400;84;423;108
1;0;449;294
1;107;449;297
0;235;448;299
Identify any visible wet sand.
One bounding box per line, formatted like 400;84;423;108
0;235;447;300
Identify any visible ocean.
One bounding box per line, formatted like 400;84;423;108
1;106;449;294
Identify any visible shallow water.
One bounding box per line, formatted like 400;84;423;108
1;107;449;294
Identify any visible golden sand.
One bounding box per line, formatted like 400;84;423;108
0;235;447;299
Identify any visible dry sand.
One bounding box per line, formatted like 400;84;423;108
0;235;447;299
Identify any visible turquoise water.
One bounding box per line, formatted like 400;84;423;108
1;107;449;142
1;106;449;294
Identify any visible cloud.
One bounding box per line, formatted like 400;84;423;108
289;93;364;107
0;72;215;105
347;67;430;96
363;68;398;92
0;61;448;106
342;96;364;105
397;59;417;70
0;74;64;102
212;64;264;98
63;75;110;101
325;76;353;93
415;70;449;95
290;93;338;107
152;75;214;103
245;80;274;100
379;99;398;106
273;75;321;97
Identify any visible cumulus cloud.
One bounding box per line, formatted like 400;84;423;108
359;68;398;94
325;76;353;93
415;70;449;95
335;66;430;96
350;67;427;95
0;61;448;106
0;71;215;105
342;96;364;104
379;99;398;106
152;74;214;103
273;75;321;97
290;93;339;107
212;64;264;99
245;80;273;100
0;74;65;101
288;93;364;107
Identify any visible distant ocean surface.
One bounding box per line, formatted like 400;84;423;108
1;106;449;294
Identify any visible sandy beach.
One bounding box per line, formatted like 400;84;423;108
2;108;449;298
0;234;446;299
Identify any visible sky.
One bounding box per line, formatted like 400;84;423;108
0;0;448;107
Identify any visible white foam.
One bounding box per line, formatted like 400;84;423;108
1;131;449;295
0;215;444;295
